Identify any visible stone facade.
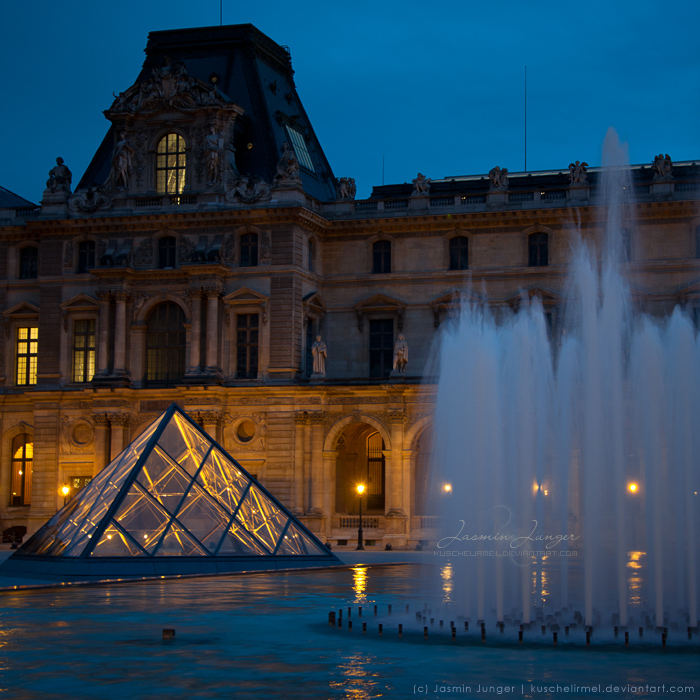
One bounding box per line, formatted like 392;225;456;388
1;24;699;546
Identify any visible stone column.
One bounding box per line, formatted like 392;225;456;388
385;410;408;545
200;411;221;445
322;449;337;539
109;414;129;461
205;291;219;371
113;292;129;376
96;292;111;376
93;414;111;477
307;413;325;515
187;290;203;375
293;412;309;514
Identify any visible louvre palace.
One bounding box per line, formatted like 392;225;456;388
1;23;699;547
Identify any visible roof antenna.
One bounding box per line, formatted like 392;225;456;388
524;65;527;172
220;0;223;26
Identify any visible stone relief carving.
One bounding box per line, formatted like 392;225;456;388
259;232;271;263
412;173;431;195
652;153;673;180
131;291;151;320
133;238;154;266
60;417;94;454
224;174;271;204
68;185;112;213
133;130;148;188
108;59;227;115
273;142;301;184
63;241;74;270
488;166;509;190
568;160;589;185
205;126;222;186
179;236;196;263
45;157;72;195
220;234;236;263
336;177;356;200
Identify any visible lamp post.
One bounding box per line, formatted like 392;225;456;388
356;483;365;551
60;484;70;506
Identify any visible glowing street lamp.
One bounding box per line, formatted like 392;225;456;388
628;482;639;494
443;483;452;493
60;484;70;506
356;484;366;551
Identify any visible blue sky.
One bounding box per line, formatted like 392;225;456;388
2;0;699;203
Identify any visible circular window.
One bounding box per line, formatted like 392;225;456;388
236;420;257;443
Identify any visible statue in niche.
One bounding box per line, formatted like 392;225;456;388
568;160;589;185
274;142;301;183
412;173;431;195
45;157;72;194
652;153;673;180
311;335;327;378
392;334;409;376
112;132;134;190
336;177;356;200
205;126;222;185
488;166;509;190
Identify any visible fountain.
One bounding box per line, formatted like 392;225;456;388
428;131;700;640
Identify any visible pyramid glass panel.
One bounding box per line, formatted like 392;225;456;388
196;447;250;516
217;519;270;555
135;446;192;513
92;523;147;557
156;413;210;476
276;521;329;556
110;482;172;555
235;484;288;552
173;481;232;553
155;520;208;556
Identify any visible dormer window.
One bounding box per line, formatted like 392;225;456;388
285;126;315;173
156;134;187;194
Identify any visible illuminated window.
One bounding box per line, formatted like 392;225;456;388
19;247;38;279
72;320;96;383
156;134;187;194
284;125;315;172
77;240;95;274
528;233;549;267
372;240;391;274
10;434;32;506
236;314;259;379
366;432;385;511
449;236;469;270
158;236;177;269
240;233;258;267
16;327;38;386
145;303;185;386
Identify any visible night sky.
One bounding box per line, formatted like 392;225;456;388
2;0;699;203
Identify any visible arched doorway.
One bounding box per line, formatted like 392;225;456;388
335;423;386;515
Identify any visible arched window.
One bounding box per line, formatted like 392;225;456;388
449;236;469;270
19;247;38;279
77;240;96;274
156;133;187;194
145;302;186;386
366;432;386;511
372;240;391;274
528;233;549;267
240;233;258;267
158;236;177;269
10;433;32;506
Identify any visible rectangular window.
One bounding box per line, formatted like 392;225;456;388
285;125;315;172
369;319;393;378
236;314;259;379
16;327;38;386
72;320;96;383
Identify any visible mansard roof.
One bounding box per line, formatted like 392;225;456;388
0;185;36;209
79;24;337;202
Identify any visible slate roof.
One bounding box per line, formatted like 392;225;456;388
0;185;37;210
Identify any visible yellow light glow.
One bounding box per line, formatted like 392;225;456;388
533;482;539;493
628;482;638;493
60;485;70;497
543;489;549;496
356;484;366;495
443;483;452;493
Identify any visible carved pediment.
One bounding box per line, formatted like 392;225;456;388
353;294;406;331
60;294;100;312
303;292;327;318
508;287;562;309
429;290;482;327
106;60;240;116
3;302;39;319
676;280;700;300
222;287;270;305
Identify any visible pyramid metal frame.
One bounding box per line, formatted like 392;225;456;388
0;404;340;581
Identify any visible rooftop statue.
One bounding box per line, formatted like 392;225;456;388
412;173;431;195
336;177;356;200
205;126;222;186
45;157;72;194
568;160;589;185
488;165;509;190
652;153;673;180
274;142;301;184
112;132;134;190
225;173;271;204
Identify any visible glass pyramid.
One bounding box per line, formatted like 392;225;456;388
5;405;338;580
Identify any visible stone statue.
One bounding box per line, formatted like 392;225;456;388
568;160;589;185
112;131;134;190
652;153;673;180
205;126;222;186
336;177;356;200
412;173;431;195
225;173;271;203
311;335;327;378
45;157;72;194
392;334;409;375
488;166;509;190
274;142;301;184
